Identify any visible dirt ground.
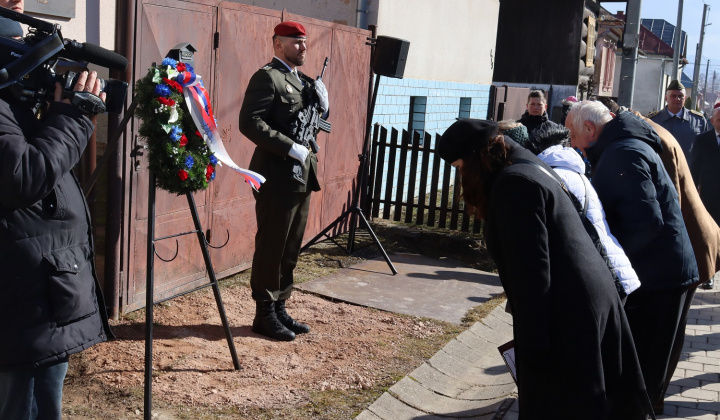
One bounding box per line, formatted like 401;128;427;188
62;220;499;419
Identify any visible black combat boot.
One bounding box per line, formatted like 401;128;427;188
275;299;310;334
252;301;295;341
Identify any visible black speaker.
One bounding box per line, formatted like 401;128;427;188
372;36;410;79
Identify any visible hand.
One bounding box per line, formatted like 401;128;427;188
288;143;309;163
54;70;107;105
314;79;329;113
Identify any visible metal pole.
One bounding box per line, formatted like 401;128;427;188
144;172;156;420
672;0;684;80
185;193;241;370
703;60;710;111
692;4;709;109
618;0;642;108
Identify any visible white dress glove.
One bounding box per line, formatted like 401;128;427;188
288;143;309;163
314;79;329;115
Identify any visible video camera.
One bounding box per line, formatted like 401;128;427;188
0;6;128;114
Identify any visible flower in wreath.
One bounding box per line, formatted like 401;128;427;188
161;57;177;68
169;126;183;142
205;164;215;181
176;63;186;72
209;155;218;165
185;156;194;169
179;134;188;147
178;169;189;181
154;84;171;97
163;77;183;93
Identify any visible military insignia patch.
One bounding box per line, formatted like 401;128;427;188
286;84;293;93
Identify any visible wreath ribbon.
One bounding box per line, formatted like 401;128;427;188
177;71;265;191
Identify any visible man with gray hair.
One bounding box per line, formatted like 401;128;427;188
565;101;700;413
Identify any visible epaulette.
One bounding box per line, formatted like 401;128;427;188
690;109;705;117
645;110;660;118
261;64;273;70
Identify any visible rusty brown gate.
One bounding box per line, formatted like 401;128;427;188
122;0;370;313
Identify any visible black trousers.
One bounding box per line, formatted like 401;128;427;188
250;188;312;302
661;284;697;400
624;286;689;406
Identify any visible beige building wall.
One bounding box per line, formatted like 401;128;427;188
25;0;117;77
375;0;498;85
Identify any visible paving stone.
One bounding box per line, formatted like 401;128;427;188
441;338;490;365
681;388;718;401
408;363;472;398
480;314;513;337
675;407;717;419
689;356;720;366
678;361;706;372
354;409;383;420
665;395;700;410
456;382;517;401
364;392;426;420
389;377;506;417
468;322;509;345
427;348;495;384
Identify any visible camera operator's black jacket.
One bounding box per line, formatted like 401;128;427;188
0;95;113;370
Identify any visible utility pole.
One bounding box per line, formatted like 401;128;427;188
713;71;718;105
692;4;709;109
672;0;684;81
618;0;642;107
703;59;710;111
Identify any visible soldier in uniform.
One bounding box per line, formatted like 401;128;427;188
239;21;329;341
647;80;709;157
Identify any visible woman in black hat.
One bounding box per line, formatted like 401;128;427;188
438;119;652;419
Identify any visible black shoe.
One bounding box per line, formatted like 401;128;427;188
702;278;715;290
252;301;295;341
275;299;310;334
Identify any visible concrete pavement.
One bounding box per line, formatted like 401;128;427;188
355;286;720;419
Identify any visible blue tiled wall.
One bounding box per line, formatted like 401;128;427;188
370;77;491;214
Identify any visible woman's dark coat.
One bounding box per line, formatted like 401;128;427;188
483;141;647;419
0;97;113;370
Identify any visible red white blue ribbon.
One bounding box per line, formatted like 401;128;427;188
176;71;265;190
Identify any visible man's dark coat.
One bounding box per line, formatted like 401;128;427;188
689;129;720;225
484;141;647;419
587;112;699;291
0;97;113;370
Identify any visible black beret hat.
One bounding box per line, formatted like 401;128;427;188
438;119;500;163
0;17;22;39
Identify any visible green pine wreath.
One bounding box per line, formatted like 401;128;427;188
134;57;217;195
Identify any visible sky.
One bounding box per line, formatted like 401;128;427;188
603;0;719;83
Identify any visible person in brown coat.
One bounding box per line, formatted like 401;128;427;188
643;117;720;402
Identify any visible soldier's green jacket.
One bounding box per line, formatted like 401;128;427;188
647;107;709;157
239;58;320;192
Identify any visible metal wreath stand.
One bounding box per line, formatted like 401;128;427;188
85;44;240;420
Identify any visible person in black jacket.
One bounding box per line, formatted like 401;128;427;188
438;119;651;419
566;101;700;413
690;106;720;226
0;19;113;419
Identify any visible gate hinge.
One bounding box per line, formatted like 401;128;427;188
214;32;219;50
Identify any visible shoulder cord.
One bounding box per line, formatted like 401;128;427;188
511;158;627;299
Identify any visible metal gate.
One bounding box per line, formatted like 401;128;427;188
123;0;370;313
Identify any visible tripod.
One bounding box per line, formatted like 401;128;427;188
300;71;397;275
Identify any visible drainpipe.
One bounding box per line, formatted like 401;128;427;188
104;0;135;319
356;0;368;29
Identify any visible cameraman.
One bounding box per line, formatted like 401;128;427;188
0;17;113;420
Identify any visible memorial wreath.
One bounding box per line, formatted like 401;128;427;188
134;57;218;194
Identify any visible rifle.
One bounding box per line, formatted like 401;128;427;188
290;57;331;184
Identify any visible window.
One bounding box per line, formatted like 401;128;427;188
458;97;472;119
408;96;427;144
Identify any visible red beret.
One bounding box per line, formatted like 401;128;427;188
274;21;306;38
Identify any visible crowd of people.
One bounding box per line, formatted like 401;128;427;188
438;88;720;418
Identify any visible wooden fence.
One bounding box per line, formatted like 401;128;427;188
367;125;483;234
